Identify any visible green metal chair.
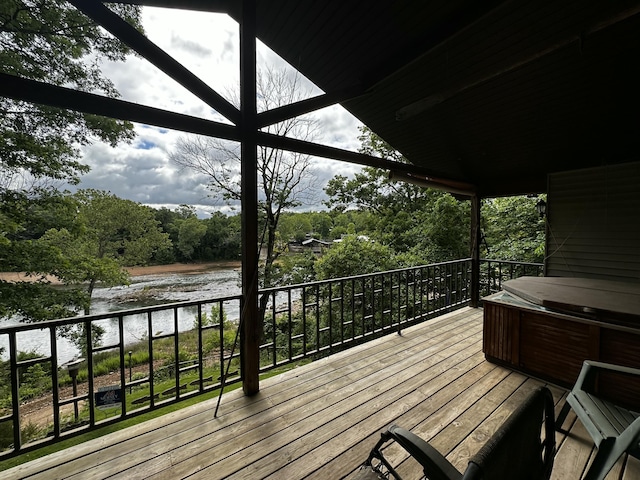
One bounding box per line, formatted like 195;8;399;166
556;360;640;480
357;386;555;480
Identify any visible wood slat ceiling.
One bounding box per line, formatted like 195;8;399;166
120;0;640;196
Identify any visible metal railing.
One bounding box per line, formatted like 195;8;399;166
479;259;544;297
258;259;472;370
0;258;539;457
0;295;243;457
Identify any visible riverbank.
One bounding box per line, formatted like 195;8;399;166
0;261;242;284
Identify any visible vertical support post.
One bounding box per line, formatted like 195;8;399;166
240;0;260;395
470;194;481;307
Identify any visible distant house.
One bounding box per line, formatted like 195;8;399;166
287;242;304;253
301;238;332;254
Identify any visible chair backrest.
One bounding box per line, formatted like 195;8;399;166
462;386;556;480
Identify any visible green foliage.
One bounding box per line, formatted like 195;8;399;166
323;126;470;262
73;190;172;268
197;304;228;329
1;189;172;330
200;212;241;261
482;196;545;262
176;217;207;260
197;305;237;353
279;213;313;242
154;208;241;262
19;364;49;402
322;126;543;267
314;236;400;280
417;195;471;262
0;3;144;325
272;252;317;285
0;1;141;187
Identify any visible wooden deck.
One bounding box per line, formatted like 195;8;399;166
4;307;639;479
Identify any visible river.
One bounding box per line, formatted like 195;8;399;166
0;268;242;363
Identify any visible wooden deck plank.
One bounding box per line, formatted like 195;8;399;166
323;361;512;480
2;306;634;480
255;350;491;480
303;351;501;480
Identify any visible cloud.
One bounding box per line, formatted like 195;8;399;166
72;6;364;216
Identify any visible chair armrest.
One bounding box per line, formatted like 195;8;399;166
386;425;463;480
583;360;640;376
576;360;640;391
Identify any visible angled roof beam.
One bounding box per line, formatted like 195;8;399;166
0;73;239;141
256;130;465;184
72;0;241;125
256;84;366;129
105;1;239;15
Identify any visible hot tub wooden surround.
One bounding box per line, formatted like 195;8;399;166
483;276;640;411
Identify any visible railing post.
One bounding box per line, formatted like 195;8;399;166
470;194;481;307
240;0;260;395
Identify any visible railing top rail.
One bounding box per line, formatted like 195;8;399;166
480;258;543;267
0;294;243;334
259;258;473;294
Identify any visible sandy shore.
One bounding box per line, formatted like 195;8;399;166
0;261;242;284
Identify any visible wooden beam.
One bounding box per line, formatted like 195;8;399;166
0;73;239;140
105;1;237;15
73;0;241;125
256;84;365;128
256;130;448;179
240;0;260;396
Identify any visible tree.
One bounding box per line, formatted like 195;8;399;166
0;190;91;321
482;196;545;262
324;127;467;261
176;216;207;260
200;212;241;261
314;235;399;280
170;66;319;289
0;1;141;189
0;2;142;322
36;190;172;314
279;212;313;243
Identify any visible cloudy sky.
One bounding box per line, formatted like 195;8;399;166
72;7;364;216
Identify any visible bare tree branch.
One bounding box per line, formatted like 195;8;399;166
170;66;320;288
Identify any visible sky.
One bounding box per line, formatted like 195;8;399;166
72;7;364;217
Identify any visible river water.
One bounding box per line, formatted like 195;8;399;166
0;268;241;363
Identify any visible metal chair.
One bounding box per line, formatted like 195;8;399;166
356;386;555;480
556;360;640;480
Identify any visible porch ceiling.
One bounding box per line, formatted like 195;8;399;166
129;0;640;197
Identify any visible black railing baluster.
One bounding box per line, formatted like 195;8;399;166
147;311;154;408
51;326;60;438
173;307;180;398
340;280;345;344
9;332;20;452
119;315;126;416
197;302;203;391
86;319;96;427
287;289;292;361
302;287;307;357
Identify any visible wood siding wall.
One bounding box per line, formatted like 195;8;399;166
546;161;640;282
